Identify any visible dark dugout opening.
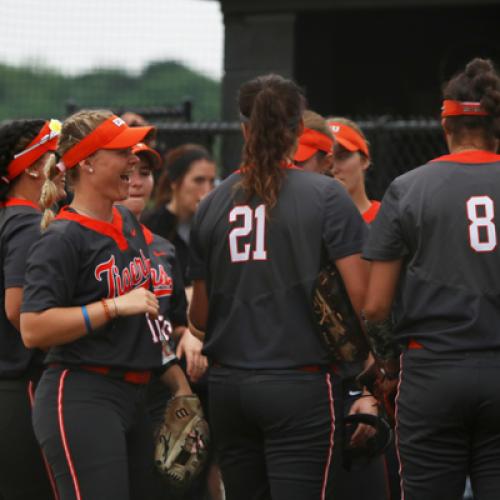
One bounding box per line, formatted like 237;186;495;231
294;4;500;118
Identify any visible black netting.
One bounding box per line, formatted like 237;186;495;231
153;117;448;198
359;117;447;199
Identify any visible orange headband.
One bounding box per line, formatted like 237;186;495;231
294;128;334;162
328;121;370;158
6;119;61;181
61;115;153;169
441;100;488;117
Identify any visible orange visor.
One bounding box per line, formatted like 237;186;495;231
6;119;61;181
132;142;162;169
327;121;370;158
441;100;488;117
61;115;153;169
294;128;334;162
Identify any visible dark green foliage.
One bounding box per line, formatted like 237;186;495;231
0;60;220;121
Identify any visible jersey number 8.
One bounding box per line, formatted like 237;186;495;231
466;196;497;253
228;205;267;262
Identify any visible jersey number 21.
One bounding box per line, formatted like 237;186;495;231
228;205;267;262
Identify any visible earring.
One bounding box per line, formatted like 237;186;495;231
88;167;94;173
27;171;39;179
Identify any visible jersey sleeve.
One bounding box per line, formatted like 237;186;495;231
169;256;188;327
362;179;407;261
322;181;367;261
3;219;41;289
21;230;79;312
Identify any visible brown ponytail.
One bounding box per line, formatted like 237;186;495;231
238;74;306;208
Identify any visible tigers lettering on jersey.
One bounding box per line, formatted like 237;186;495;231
94;249;173;298
94;250;151;298
150;264;173;297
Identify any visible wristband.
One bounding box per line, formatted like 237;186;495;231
112;298;119;317
81;305;92;334
101;299;112;321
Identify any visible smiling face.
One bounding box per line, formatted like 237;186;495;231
171;159;216;218
120;156;154;218
85;147;139;203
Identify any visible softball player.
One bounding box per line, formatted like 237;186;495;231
293;109;334;174
120;142;207;500
293;112;389;500
188;74;368;500
19;110;170;500
363;58;500;499
142;144;216;286
142;143;219;499
120;142;204;427
325;116;396;500
328;117;380;223
0;118;61;500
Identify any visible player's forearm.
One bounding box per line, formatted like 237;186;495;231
20;301;114;349
363;259;402;321
189;280;209;331
160;364;192;397
335;253;369;316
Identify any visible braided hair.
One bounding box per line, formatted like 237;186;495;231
40;109;112;229
238;74;306;209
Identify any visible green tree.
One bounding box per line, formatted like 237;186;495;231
0;61;220;121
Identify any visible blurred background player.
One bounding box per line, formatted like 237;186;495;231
122;142;208;387
188;74;368;500
142;144;216;287
0;118;61;499
328;118;380;224
363;57;500;500
140;143;220;500
118;141;209;499
119;141;207;408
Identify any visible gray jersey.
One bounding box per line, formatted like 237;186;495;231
190;166;366;369
363;150;500;353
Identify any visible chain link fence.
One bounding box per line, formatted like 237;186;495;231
152;117;448;198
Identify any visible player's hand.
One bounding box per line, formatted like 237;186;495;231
347;395;378;447
357;358;399;401
176;329;208;383
357;358;399;426
114;287;159;317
